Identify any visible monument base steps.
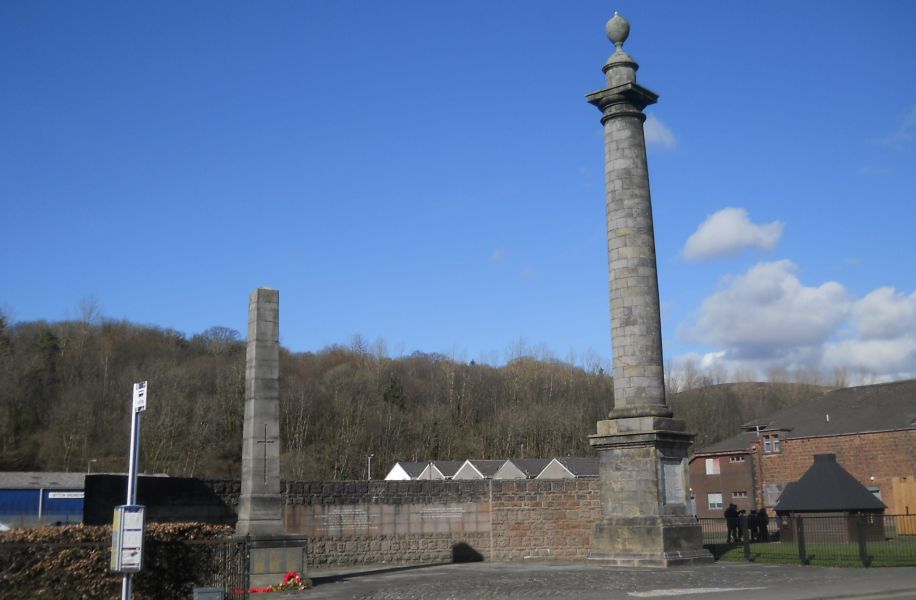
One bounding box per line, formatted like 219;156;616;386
587;549;713;567
589;515;712;566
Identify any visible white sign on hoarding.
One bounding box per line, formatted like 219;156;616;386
47;491;84;499
132;381;148;412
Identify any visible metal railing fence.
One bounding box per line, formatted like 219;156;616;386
0;535;251;599
698;514;916;567
179;536;250;599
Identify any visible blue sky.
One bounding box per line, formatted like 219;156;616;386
2;2;915;382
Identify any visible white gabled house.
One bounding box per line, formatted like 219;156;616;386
536;456;599;479
452;459;506;480
386;456;599;481
415;460;465;480
383;461;429;481
493;458;551;479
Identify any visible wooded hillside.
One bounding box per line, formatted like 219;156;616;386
0;316;828;480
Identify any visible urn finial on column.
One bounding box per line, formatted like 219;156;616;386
606;11;630;48
603;11;639;86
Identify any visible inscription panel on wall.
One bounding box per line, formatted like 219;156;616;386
661;459;685;505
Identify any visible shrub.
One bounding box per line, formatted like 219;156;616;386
0;523;235;599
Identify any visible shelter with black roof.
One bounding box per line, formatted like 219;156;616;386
775;454;886;543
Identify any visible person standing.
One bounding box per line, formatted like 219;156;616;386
757;508;770;542
724;503;739;544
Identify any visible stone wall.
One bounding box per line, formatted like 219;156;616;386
85;475;603;566
489;479;600;561
204;479;602;567
189;478;601;566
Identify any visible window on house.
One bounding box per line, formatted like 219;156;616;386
732;491;747;498
868;487;882;502
728;456;746;463
763;434;781;454
705;458;720;475
708;493;723;509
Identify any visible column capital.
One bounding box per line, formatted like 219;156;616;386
586;82;658;123
587;12;659;124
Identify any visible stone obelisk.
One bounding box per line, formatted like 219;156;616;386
585;13;710;566
237;287;284;535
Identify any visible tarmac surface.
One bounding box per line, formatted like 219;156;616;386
290;561;916;600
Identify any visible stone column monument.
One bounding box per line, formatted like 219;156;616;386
585;13;711;566
237;287;284;536
236;287;305;586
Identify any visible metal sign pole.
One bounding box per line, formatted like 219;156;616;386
121;381;147;600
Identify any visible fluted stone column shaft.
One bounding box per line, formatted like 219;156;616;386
603;107;667;413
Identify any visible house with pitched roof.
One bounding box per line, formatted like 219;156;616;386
416;460;464;480
688;432;758;517
452;459;506;480
383;461;429;481
536;456;599;479
493;458;551;479
689;379;916;518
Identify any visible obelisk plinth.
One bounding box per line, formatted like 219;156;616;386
237;287;284;536
585;13;710;566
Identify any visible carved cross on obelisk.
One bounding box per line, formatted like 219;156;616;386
257;423;274;486
236;287;284;536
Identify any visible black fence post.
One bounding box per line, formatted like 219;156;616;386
796;517;808;565
244;535;251;599
742;520;751;561
856;516;870;567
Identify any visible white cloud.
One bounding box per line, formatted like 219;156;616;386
644;115;676;150
679;262;916;382
687;260;848;354
821;338;916;378
820;287;916;379
850;287;916;340
700;351;726;369
683;207;784;261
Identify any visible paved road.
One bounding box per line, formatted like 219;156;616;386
290;561;916;600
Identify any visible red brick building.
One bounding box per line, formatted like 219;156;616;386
689;379;916;518
689;431;757;518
